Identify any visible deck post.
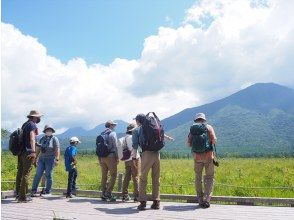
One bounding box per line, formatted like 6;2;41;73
117;173;124;192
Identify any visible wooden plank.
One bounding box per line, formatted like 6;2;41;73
2;196;294;220
2;189;294;206
49;189;294;206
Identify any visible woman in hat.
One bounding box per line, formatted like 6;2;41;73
119;123;141;202
31;125;60;197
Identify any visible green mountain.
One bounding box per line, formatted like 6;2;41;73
164;83;294;156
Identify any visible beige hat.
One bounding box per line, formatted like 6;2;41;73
43;125;55;133
194;113;206;121
126;123;136;132
27;110;43;118
105;120;117;128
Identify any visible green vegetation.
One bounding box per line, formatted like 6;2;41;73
2;151;294;198
1;128;10;139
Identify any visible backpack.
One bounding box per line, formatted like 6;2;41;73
190;123;212;153
96;130;113;157
141;112;165;152
121;136;132;161
9;128;24;156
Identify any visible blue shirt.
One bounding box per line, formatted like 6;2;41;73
132;126;145;150
22;120;37;152
64;145;77;171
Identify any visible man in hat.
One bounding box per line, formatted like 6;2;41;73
31;125;60;197
15;110;43;202
119;123;141;202
187;113;217;208
98;120;119;202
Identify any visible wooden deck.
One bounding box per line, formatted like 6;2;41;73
1;195;294;220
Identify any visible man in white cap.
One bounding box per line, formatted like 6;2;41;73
15;110;43;203
64;136;81;198
187;113;217;208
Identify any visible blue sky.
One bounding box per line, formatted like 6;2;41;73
2;0;195;64
2;0;294;131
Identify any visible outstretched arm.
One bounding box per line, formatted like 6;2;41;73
164;134;174;141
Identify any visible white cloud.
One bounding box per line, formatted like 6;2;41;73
1;24;198;132
2;0;294;132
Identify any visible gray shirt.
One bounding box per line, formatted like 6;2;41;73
38;135;60;158
104;128;118;158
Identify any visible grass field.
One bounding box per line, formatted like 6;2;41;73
1;152;294;198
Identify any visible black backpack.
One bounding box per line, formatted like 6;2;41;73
9;128;24;156
141;112;165;152
96;130;113;157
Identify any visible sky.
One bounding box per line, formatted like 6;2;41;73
2;0;195;64
2;0;294;133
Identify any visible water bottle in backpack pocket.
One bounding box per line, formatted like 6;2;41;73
190;123;212;153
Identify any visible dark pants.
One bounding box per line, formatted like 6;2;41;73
67;168;77;195
15;152;34;200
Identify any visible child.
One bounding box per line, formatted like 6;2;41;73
64;136;80;198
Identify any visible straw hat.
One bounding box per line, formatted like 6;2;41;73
27;110;43;118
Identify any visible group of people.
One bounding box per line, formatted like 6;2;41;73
15;110;217;210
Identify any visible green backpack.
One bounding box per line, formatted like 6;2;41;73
190;123;212;153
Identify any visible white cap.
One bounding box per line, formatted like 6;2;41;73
194;113;206;121
70;136;81;143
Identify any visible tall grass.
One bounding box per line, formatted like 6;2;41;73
1;152;294;197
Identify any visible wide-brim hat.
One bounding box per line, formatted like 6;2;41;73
27;110;43;118
43;125;55;133
105;120;117;128
194;113;207;121
126;123;136;132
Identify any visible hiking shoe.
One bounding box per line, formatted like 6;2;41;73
66;194;75;198
151;200;160;210
41;193;52;197
137;201;147;211
17;197;33;203
40;188;46;195
30;192;38;197
101;192;108;201
200;201;210;208
107;193;116;202
122;194;131;202
133;196;138;202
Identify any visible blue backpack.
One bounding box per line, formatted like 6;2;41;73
190;123;212;153
96;130;113;157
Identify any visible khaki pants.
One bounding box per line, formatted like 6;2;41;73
99;157;117;193
139;151;160;202
194;158;214;202
15;152;34;200
122;158;141;197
